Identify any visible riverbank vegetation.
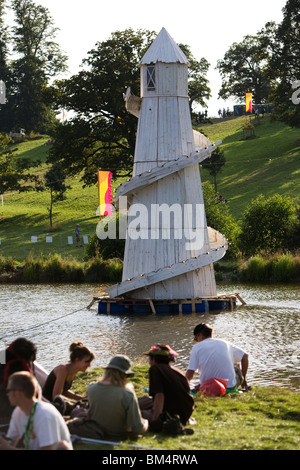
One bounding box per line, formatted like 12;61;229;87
70;366;300;450
0;253;123;283
1;251;300;284
1;116;299;284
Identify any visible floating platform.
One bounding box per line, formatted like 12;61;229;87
89;293;246;315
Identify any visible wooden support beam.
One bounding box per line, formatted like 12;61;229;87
236;293;247;305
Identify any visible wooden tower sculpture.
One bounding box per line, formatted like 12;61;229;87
99;28;238;314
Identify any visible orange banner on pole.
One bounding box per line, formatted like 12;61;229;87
245;93;252;113
97;171;113;216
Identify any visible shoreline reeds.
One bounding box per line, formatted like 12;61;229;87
0;251;299;284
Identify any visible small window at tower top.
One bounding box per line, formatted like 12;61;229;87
147;65;155;90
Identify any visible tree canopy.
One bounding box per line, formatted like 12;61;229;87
216;0;300;127
48;29;211;185
0;132;40;195
267;0;300;127
0;0;67;133
216;31;275;104
239;194;298;256
201;147;226;192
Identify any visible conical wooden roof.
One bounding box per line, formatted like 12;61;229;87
139;27;189;65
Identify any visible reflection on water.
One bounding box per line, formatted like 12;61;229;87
0;282;299;390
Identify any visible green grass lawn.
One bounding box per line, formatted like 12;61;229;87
1;136;102;260
1;115;299;260
71;366;300;451
198;115;300;219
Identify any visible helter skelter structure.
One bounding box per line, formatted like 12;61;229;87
97;28;243;314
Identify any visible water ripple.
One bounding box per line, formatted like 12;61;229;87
0;282;299;390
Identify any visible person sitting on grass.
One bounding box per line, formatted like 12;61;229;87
0;372;72;450
66;355;148;441
42;341;94;415
139;344;194;427
185;323;249;395
0;337;40;426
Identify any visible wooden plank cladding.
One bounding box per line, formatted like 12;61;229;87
103;28;232;308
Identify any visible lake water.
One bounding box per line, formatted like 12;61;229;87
0;282;299;390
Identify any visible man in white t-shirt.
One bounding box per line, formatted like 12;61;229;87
0;371;73;450
185;323;249;390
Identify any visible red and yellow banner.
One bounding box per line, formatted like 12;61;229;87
245;93;252;113
97;171;113;216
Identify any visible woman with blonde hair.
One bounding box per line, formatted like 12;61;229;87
42;341;94;414
67;355;148;440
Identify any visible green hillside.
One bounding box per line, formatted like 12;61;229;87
198;115;300;219
0;136;100;260
0;115;299;260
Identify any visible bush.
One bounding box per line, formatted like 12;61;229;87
85;212;125;261
239;194;298;256
22;254;45;282
271;253;298;282
239;255;272;282
0;255;17;273
202;182;241;258
239;252;300;282
84;256;123;283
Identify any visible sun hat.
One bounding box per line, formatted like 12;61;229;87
105;355;134;377
143;344;178;362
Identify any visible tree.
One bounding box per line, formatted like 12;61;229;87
0;0;68;133
202;182;240;257
179;44;211;112
266;1;300;127
216;31;275;104
239;194;298;256
0;132;40;195
0;0;9;82
201;147;226;192
0;1;10;111
48;29;211;185
44;163;70;228
48;29;156;184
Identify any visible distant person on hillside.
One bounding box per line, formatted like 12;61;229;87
75;224;82;247
42;341;94;415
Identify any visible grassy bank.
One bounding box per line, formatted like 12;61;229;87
71;366;300;451
0;135;100;261
215;252;300;283
1;115;299;263
1;252;299;284
198;115;300;219
0;253;123;283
